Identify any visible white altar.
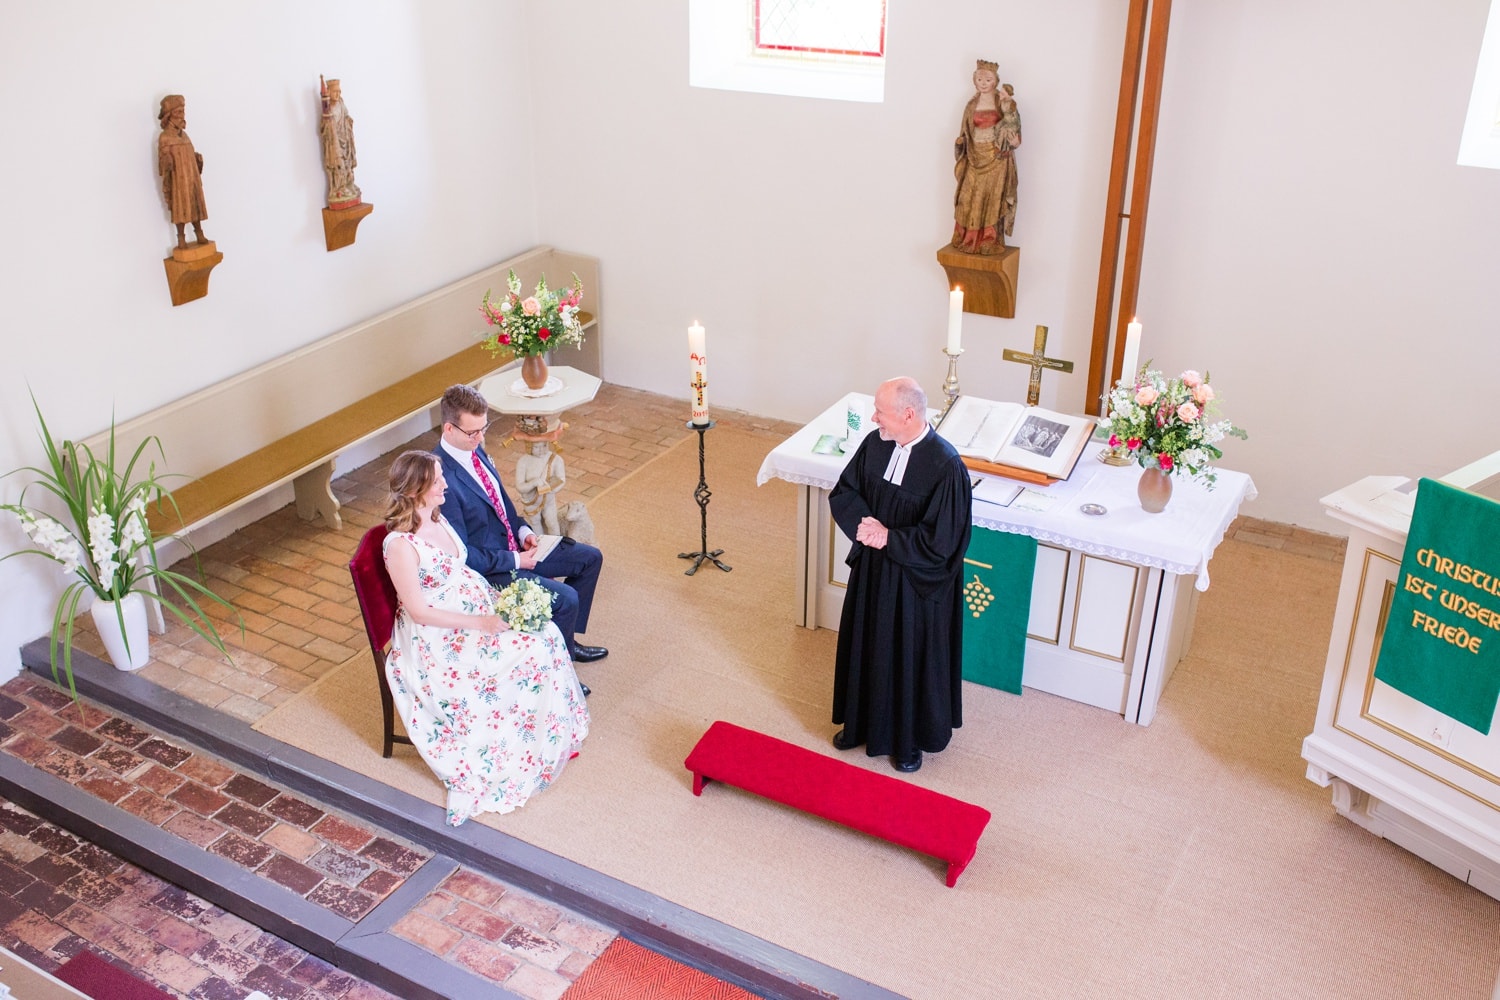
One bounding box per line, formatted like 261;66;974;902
758;393;1257;725
1302;451;1500;901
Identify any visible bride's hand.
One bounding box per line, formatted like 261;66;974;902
476;614;511;633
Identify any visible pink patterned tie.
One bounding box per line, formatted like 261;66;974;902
471;450;517;551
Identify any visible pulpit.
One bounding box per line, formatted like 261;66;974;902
758;393;1256;725
1302;449;1500;900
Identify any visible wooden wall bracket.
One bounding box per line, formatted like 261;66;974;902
162;242;223;306
936;244;1019;319
322;202;374;252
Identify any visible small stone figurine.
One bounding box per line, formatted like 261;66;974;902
157;94;209;250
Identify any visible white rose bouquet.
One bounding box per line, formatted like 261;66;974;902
494;575;556;633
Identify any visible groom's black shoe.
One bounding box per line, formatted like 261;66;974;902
572;644;609;663
580;683;591;698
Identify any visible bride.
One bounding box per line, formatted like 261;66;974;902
381;450;589;825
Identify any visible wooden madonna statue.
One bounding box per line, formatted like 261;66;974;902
937;59;1021;318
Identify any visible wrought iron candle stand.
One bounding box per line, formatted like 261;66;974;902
678;420;731;575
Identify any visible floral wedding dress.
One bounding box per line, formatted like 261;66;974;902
383;524;589;825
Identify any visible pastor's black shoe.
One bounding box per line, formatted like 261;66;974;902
892;750;923;773
571;644;609;663
831;729;861;752
580;683;591;698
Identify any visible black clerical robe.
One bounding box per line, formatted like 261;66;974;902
830;430;973;758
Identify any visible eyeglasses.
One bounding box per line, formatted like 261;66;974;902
452;421;490;439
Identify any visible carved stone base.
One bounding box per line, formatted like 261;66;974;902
936;243;1020;318
323;202;374;252
163;241;223;306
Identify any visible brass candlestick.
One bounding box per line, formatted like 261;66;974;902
938;347;964;423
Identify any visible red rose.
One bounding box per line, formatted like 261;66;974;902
538;328;551;340
499;333;510;345
1157;453;1174;471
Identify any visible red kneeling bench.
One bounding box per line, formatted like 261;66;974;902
683;720;991;887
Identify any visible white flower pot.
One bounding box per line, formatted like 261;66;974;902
89;592;150;670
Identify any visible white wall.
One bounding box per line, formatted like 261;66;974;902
529;0;1500;531
1144;0;1500;527
0;0;539;677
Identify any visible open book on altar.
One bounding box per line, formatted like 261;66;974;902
935;395;1094;482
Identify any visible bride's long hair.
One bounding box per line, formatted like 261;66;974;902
384;451;441;533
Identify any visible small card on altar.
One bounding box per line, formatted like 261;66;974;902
812;434;847;456
972;475;1022;508
1011;488;1059;513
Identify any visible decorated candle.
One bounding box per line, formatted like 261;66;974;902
1121;318;1142;384
947;288;964;354
688;322;708;425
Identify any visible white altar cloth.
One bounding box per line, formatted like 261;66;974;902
757;393;1256;591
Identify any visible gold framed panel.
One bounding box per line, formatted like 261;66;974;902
1066;552;1140;662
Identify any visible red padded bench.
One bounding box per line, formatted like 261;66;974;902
684;720;991;887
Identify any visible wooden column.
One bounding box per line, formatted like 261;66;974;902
1085;0;1172;415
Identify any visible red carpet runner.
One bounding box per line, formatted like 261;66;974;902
561;937;760;1000
55;950;174;1000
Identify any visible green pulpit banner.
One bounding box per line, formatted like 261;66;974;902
961;526;1038;694
1374;478;1500;734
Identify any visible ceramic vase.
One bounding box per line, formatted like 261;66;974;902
90;591;150;670
521;354;549;390
1137;466;1174;514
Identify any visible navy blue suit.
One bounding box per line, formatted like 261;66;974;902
435;443;603;652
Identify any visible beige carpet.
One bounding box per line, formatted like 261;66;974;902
257;429;1500;1000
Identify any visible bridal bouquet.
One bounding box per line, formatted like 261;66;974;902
495;575;555;633
1101;367;1245;482
479;270;586;358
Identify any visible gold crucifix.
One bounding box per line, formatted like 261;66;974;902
1002;325;1074;405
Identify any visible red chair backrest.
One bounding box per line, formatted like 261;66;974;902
349;524;398;656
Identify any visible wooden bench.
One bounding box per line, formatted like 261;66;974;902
75;246;600;541
683;720;991;887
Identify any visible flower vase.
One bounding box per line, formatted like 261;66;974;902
1137;467;1173;514
521;354;549;390
90;592;150;670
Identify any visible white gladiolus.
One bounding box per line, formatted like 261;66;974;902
119;495;148;550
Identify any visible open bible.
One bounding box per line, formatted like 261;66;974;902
935;395;1095;483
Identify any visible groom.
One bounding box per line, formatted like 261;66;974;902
434;384;608;664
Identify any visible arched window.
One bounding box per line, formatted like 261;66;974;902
690;0;888;103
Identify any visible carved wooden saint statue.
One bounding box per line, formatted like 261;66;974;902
157;94;209;250
319;76;361;209
951;60;1021;255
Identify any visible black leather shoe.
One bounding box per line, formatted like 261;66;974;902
579;682;591;698
831;729;861;751
571;644;609;663
892;750;922;773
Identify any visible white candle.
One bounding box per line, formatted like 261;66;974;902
1121;318;1142;384
688;322;709;425
947;288;964;354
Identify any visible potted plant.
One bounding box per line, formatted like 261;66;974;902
478;270;587;390
1;395;240;692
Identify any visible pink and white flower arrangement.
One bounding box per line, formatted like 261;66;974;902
479;270;586;359
1100;365;1246;481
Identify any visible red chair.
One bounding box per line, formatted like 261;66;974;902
348;524;413;758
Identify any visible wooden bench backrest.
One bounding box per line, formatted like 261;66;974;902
77;247;601;480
